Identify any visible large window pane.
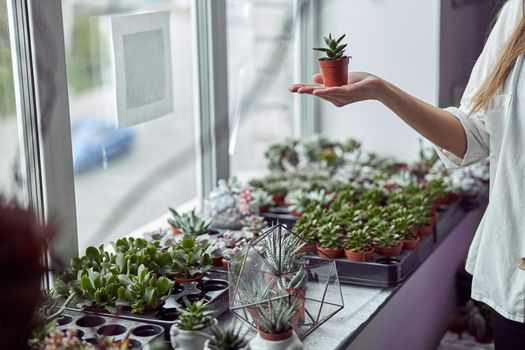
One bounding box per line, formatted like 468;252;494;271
0;0;20;199
227;0;297;180
62;0;198;251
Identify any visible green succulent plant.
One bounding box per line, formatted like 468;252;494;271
257;297;299;335
77;268;120;313
261;231;306;275
168;208;213;236
373;230;400;248
250;189;275;207
176;299;215;331
345;228;372;253
279;267;307;290
294;204;324;243
169;234;213;279
116;264;173;314
207;325;249;350
318;220;344;249
313;33;347;61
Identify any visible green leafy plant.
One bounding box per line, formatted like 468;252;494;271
318;220;344;249
116;264;173;314
257;298;299;335
286;189;335;215
169;234;213;279
373;229;400;248
77;268;119;313
250;189;275;207
313;33;347;61
294;204;324;243
345;228;372;253
264;139;299;171
261;231;306;275
207;325;249;350
168;208;213;236
176;299;215;331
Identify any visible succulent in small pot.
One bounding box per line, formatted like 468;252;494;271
249;298;303;350
294;204;324;253
168;208;213;236
373;229;403;260
169;234;213;283
250;189;275;213
344;228;374;262
206;240;226;267
241;215;269;236
264;182;288;206
221;246;242;271
279;268;307;327
204;325;250;350
170;299;217;350
314;33;350;87
317;220;345;258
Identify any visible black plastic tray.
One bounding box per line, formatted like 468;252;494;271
66;272;229;340
262;198;479;288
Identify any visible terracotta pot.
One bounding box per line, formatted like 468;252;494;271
174;274;203;284
222;258;229;271
286;288;306;326
212;257;223;267
401;235;420;249
318;56;350;87
374;241;403;259
259;328;293;342
291;210;302;218
272;194;285;206
259;206;269;213
171;227;181;235
435;196;449;207
344;248;374;262
247;306;260;326
393;162;408;171
316;245;344;259
297;243;316;254
417;225;433;236
475;335;493;344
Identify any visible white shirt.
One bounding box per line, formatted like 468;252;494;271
434;0;525;322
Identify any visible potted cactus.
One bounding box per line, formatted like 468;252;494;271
170;299;218;350
344;227;374;262
204;325;250;350
314;33;350;87
249;298;303;350
316;220;344;259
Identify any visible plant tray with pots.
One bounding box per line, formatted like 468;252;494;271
53;309;164;349
302;197;480;288
66;271;230;340
261;207;298;228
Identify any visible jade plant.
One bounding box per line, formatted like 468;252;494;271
257;297;299;335
207;325;249;350
294;204;325;243
176;298;215;331
77;268;120;313
168;208;213;236
116;264;173;314
169;234;213;280
373;229;400;248
313;33;347;61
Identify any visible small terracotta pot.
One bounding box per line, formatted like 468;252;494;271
247;307;260;326
318;56;350;87
174;274;203;284
222;258;229;271
393;162;408;171
417;225;433;236
258;327;293;342
272;194;285;206
171;227;181;235
212;257;223;267
401;235;420;249
291;210;302;218
344;248;374;262
259;206;269;213
374;241;403;259
316;245;344;259
435;196;449;207
297;243;316;254
286;288;306;325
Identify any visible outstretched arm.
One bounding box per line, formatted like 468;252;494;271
290;73;467;159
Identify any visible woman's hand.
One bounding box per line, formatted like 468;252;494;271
289;72;386;107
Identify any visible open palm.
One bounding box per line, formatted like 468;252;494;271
289;72;383;107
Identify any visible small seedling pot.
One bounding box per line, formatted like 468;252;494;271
297;243;316;254
272;194;285;206
259;206;270;213
401;235;420;250
316;245;344;259
374;241;403;259
212;257;223;267
344;248;374;262
417;225;433;236
318;56;350;87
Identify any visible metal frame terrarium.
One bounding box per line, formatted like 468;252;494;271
228;224;344;339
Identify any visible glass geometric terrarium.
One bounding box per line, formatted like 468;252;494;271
229;224;344;339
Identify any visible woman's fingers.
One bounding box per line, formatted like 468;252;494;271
313;73;324;84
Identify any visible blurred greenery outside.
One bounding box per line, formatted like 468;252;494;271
0;9;105;120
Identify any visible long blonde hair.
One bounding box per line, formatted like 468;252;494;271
470;1;525;114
